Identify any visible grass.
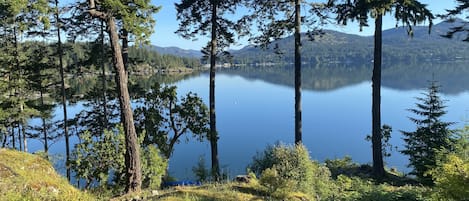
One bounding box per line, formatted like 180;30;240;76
0;148;93;201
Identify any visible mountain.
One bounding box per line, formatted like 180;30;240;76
230;19;469;64
150;45;203;58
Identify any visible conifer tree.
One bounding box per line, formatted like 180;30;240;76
84;0;159;193
241;0;329;144
329;0;433;178
175;0;242;180
401;80;454;185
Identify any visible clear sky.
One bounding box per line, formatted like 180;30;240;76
72;0;459;50
151;0;456;50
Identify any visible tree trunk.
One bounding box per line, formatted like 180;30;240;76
18;125;22;151
40;89;48;153
87;0;142;192
11;126;15;149
101;20;108;129
209;2;220;181
107;17;142;193
55;0;70;181
294;0;302;145
22;123;27;152
372;14;385;178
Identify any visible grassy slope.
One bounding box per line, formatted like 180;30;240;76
0;149;93;201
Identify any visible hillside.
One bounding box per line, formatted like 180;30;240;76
231;19;469;64
0;149;92;201
150;45;203;58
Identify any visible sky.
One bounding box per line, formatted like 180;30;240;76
81;0;459;50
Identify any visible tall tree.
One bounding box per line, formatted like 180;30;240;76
329;0;433;178
175;0;241;180
401;80;454;185
0;0;49;152
51;0;72;181
85;0;159;193
241;0;328;144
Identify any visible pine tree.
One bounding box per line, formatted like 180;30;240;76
241;0;329;144
401;80;454;185
329;0;434;178
175;0;242;180
84;0;160;193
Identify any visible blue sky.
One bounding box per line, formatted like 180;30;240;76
151;0;456;50
64;1;457;50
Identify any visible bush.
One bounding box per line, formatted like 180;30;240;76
333;175;431;201
427;126;469;200
250;143;334;199
71;126;167;191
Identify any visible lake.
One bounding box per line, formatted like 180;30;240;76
27;63;469;181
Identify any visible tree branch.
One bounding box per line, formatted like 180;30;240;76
87;0;107;19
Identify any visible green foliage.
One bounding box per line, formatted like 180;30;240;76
135;83;209;159
366;124;396;158
192;156;210;182
333;175;431;201
128;46;201;70
141;145;168;190
427;125;469;200
251;143;334;199
325;156;373;179
0;149;93;200
401;80;454;184
70;126;167;190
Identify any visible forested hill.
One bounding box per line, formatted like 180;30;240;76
230;19;469;64
149;45;203;58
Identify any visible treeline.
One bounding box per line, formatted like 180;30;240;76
128;46;201;70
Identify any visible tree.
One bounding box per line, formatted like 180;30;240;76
0;0;49;152
401;80;454;185
134;84;209;160
175;0;241;180
241;0;328;144
329;0;433;178
84;0;159;193
441;0;469;41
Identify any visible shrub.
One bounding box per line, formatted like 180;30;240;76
250;143;334;199
333;175;431;201
71;126;167;191
427;126;469;200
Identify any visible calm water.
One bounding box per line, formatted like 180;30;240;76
28;64;469;180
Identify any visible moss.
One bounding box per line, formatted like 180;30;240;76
0;149;94;201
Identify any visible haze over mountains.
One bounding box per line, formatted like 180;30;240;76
152;19;469;64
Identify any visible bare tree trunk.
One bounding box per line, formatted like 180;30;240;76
372;14;385;178
55;0;70;181
294;0;302;145
209;2;220;181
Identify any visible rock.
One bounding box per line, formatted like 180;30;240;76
234;175;251;183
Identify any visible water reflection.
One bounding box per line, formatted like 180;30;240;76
219;62;469;94
28;62;469;181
